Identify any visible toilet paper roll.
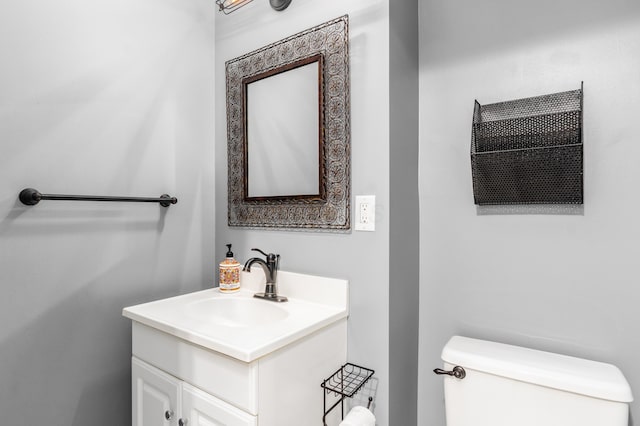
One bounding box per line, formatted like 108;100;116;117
339;406;376;426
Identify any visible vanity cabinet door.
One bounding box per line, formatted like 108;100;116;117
181;382;257;426
133;357;181;426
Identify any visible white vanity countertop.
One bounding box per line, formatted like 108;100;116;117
122;270;348;362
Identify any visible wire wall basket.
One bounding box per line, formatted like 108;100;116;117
471;83;583;205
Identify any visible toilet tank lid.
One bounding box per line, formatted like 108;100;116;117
441;336;633;403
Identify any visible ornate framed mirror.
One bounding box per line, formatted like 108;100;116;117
225;15;350;230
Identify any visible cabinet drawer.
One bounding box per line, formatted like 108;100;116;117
132;322;259;414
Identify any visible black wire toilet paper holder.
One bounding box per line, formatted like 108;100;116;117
321;362;374;425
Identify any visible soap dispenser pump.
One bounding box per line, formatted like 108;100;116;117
219;244;241;293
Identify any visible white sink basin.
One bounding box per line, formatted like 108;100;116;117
186;297;289;328
123;270;348;362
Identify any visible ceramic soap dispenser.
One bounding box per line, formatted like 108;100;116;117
219;244;241;293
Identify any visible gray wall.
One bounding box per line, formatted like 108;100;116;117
0;1;215;425
419;0;640;424
215;1;393;424
389;0;420;425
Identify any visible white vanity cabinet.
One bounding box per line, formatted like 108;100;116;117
133;357;256;426
132;357;179;426
124;271;349;426
129;317;346;426
182;382;257;426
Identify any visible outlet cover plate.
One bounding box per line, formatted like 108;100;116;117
355;195;375;231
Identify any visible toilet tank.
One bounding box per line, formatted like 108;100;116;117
438;336;633;426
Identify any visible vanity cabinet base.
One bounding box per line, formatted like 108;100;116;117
131;319;347;425
133;357;257;426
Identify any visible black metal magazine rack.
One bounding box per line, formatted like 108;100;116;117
471;83;583;205
321;363;374;426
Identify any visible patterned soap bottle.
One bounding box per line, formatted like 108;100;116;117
219;244;241;293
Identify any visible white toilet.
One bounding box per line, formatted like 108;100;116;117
436;336;633;426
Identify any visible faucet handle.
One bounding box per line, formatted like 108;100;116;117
251;248;279;268
251;248;269;257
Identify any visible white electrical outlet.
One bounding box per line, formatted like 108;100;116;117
355;195;375;231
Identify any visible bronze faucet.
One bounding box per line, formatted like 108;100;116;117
243;248;288;302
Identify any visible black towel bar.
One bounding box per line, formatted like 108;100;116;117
19;188;177;207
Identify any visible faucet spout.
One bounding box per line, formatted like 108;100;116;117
242;248;287;302
243;258;273;283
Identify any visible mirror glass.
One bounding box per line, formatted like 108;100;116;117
245;60;320;198
225;15;350;230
